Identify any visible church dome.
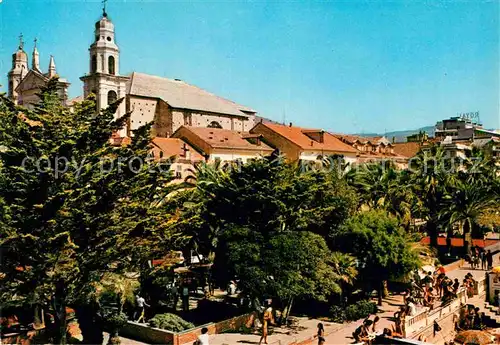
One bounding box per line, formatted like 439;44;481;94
95;16;114;31
12;48;28;64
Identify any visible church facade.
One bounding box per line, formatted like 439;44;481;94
7;36;69;109
80;8;256;138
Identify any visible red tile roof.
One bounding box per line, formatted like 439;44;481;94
392;142;422;158
177;126;274;152
151;137;204;161
259;123;358;154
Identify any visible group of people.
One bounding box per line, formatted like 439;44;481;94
455;306;488;331
170;282;191;312
466;247;494;271
404;268;476;314
351;315;380;344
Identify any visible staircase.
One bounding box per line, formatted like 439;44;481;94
479;302;500;327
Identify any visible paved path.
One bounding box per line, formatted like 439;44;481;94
322;295;404;345
114;253;500;345
181;318;344;345
103;332;148;345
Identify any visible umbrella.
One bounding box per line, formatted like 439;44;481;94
491;266;500;273
455;330;495;345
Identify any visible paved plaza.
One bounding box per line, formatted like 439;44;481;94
111;253;499;345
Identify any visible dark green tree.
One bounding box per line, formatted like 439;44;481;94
222;226;343;319
409;144;454;248
0;80;185;344
334;210;422;305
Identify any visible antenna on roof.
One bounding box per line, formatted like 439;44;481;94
282;109;286;126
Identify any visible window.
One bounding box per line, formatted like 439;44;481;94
208;121;222;129
91;55;97;73
175;165;182;179
107;90;117;104
107;36;112;42
108;56;115;75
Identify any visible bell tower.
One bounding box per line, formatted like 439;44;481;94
8;34;29;103
80;1;129;125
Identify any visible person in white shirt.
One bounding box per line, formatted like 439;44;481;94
196;327;209;345
407;301;417;316
134;294;150;322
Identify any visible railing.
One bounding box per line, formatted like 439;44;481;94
404;288;467;337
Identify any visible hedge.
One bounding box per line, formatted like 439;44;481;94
330;300;378;323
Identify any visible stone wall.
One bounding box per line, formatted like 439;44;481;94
120;321;176;344
153;99;174;137
128;95;158;132
120;312;255;345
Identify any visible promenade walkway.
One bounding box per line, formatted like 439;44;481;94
114;253;500;345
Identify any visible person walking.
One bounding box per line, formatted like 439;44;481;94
259;301;273;345
486;250;493;270
314;323;325;345
481;250;487;270
134;294;150;323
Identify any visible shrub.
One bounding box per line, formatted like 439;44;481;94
329;305;346;323
102;311;128;330
148;313;195;332
330;300;377;323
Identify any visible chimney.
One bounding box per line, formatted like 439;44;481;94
289;122;292;127
319;131;324;143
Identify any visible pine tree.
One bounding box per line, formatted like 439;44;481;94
0;79;185;344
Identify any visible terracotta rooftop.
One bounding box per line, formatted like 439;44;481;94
256;123;358;154
128;72;255;117
392;142;422;158
151;137;204;161
67;95;84;106
175;126;274;152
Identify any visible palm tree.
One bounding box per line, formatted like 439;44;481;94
331;252;358;304
409;144;453;248
346;162;397;209
346;161;418;229
441;176;496;255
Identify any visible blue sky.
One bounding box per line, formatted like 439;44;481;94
1;0;498;133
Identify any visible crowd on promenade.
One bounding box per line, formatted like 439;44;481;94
465;247;494;271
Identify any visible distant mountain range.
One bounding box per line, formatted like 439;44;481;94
354;126;436;143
